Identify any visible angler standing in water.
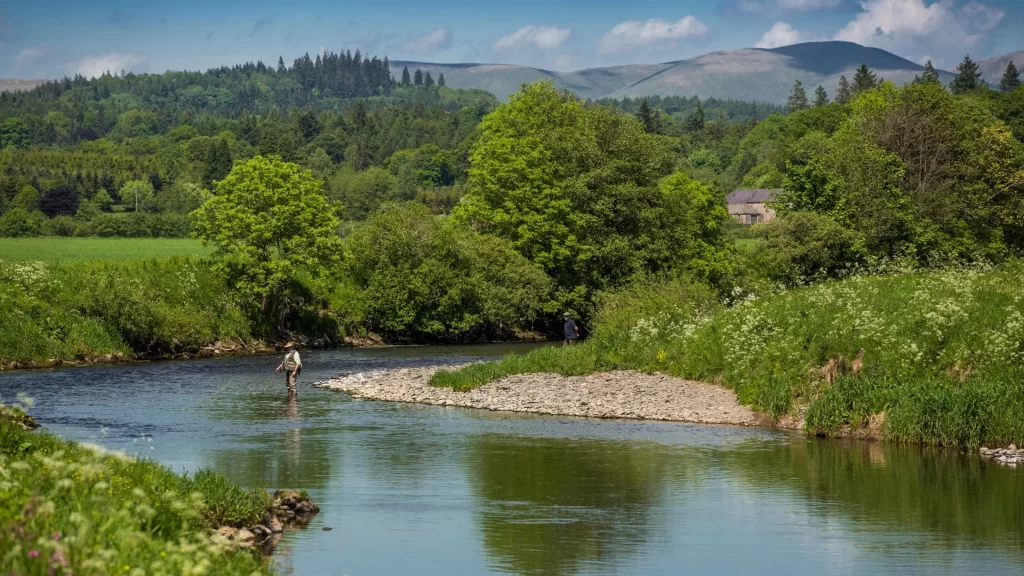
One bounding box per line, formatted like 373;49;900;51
276;342;303;396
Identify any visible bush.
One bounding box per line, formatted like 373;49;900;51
344;202;551;339
752;211;866;285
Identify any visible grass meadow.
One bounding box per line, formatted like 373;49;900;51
0;238;212;263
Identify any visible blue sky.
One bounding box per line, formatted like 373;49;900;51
1;0;1021;79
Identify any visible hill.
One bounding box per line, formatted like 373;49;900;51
0;79;47;93
397;42;956;103
979;52;1024;86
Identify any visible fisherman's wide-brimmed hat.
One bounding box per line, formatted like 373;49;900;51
284;342;296;349
563;312;571;318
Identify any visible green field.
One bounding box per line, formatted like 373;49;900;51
0;237;213;262
734;238;760;252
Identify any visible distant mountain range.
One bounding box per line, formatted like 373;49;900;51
3;42;1021;103
979;52;1024;85
0;79;47;93
394;42;963;103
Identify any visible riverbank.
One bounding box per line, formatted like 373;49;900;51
0;405;320;573
316;365;795;428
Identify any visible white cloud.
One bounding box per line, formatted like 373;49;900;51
754;22;803;48
494;25;571;51
15;45;45;66
833;0;1004;66
401;28;452;54
72;52;146;79
598;16;708;54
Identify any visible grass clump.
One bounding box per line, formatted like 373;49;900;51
432;264;1024;449
0;402;272;575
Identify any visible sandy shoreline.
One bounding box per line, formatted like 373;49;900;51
315;365;795;428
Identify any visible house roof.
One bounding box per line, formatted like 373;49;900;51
726;189;780;204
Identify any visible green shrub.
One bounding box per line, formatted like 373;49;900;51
753;211;866;285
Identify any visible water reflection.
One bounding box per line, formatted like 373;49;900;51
469;434;673;575
719;438;1024;553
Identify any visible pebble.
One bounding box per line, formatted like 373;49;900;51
315;366;780;427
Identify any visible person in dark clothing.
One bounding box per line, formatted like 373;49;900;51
563;312;579;345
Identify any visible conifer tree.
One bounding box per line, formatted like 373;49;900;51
401;66;411;86
914;60;941;85
1000;61;1021;93
787;79;809;112
685;101;705;132
834;75;851;104
852;64;878;94
814;85;829;107
277;56;286;74
414;69;424;86
438;73;446;87
635;98;659;133
950;54;982;94
424;71;435;86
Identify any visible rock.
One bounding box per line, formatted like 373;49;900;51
322;526;333;531
264;513;284;533
294;500;320;515
1010;444;1018;451
251;524;271;538
217;526;238;539
236;529;255;547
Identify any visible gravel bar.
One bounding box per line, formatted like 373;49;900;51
315;366;780;427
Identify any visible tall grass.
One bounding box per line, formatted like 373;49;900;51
0;258;250;363
0;405;272;575
433;264;1024;448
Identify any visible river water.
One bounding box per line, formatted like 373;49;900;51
3;344;1023;575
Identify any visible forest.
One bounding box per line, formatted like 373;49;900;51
0;49;1023;352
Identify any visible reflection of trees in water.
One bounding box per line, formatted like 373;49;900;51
203;397;336;490
469;434;677;576
720;438;1024;551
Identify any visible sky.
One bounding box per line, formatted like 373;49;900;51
0;0;1021;79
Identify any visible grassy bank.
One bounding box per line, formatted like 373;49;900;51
432;265;1024;449
0;258;254;364
0;404;271;575
0;238;212;263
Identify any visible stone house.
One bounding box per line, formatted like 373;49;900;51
726;189;780;225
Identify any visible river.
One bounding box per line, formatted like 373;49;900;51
3;344;1023;575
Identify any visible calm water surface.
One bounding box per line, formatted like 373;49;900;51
3;344;1023;575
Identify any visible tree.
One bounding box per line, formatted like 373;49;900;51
11;185;39;211
424;72;435;87
1001;61;1021;93
788;80;809;113
119;179;155;212
401;66;412;87
93;189;114;211
191;155;341;319
635;98;659;133
438;73;446;87
455;81;729;314
277;56;286;74
204;137;233;187
950;54;982;94
835;75;852;104
915;60;941;85
852;64;878;94
685;101;705;132
814;85;829;107
414;69;424;86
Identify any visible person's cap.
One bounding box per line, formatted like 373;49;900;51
284;342;295;349
563;312;571;318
